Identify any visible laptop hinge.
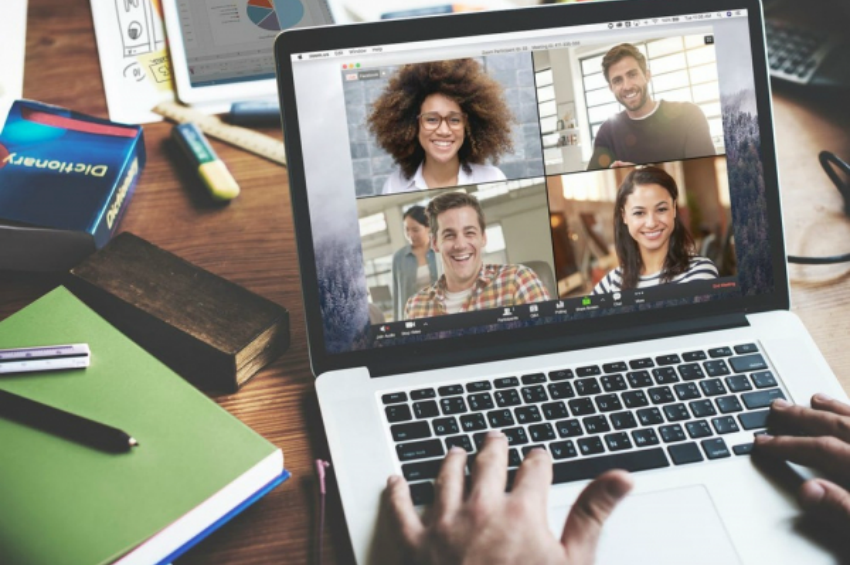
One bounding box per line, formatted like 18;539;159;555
371;313;749;378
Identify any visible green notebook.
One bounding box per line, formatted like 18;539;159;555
0;287;283;565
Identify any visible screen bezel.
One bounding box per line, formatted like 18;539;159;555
275;0;789;378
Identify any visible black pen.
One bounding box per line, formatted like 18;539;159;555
0;388;138;453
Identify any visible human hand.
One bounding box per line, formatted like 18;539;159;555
754;394;850;531
385;430;633;565
610;160;635;168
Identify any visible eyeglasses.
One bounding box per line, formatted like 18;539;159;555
418;112;466;132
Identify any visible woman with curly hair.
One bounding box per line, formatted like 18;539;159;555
592;166;718;294
368;59;514;194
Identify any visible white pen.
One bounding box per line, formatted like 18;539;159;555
0;344;90;374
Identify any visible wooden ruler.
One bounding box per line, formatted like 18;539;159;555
152;101;287;166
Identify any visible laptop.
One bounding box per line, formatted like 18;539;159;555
274;0;849;562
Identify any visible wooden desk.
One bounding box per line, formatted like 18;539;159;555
5;2;850;564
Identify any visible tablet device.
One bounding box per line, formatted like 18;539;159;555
162;0;334;111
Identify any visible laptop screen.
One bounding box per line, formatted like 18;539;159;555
285;5;775;358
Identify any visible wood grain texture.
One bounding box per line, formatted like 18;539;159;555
4;2;850;564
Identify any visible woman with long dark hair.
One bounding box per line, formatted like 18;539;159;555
593;166;718;294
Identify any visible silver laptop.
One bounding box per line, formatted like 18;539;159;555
274;0;848;562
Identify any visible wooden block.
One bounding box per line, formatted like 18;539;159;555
67;232;289;392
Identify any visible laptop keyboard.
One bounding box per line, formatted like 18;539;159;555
379;342;785;506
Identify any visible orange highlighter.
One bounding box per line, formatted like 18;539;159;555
172;122;240;201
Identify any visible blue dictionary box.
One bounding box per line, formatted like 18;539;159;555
0;100;145;271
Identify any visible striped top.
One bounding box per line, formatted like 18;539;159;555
592;256;719;295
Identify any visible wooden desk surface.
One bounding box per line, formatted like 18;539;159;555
5;1;850;564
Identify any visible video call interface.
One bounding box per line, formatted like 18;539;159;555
291;9;769;353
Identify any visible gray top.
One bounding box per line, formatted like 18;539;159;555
392;244;438;321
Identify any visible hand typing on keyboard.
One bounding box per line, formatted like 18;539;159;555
386;430;633;565
755;394;850;532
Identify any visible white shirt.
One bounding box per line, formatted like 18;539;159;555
380;161;507;195
443;287;474;314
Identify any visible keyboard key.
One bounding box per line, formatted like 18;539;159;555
739;409;770;430
622;390;649;408
627;370;654;388
522;445;548;457
522;385;548;404
409;482;435;506
542;401;569;420
601;374;628;392
575;378;601;396
577;365;601;377
734;343;759;354
605;432;633;452
686;420;713;439
656;354;681;366
494;377;519;389
659;424;686;443
583;415;611;434
473;432;489;449
725;375;753;393
391;421;431;442
509;448;523;467
383;392;408;404
514;405;543;424
550;440;578;460
441;397;467;415
397;439;445;461
700;380;727;397
468;393;495;411
733;443;754;455
603;362;628;373
445;435;474;452
653;367;679;385
569;398;596;416
410;388;436;400
689;399;717;418
674;382;701;401
742;389;786;410
637;407;664;426
751;371;777;389
386;404;413;422
495;389;521;407
610;411;638;430
729;354;768;373
716;395;743;414
403;459;442;481
704;360;731;378
708;347;734;358
678;363;705;381
551;448;670;483
629;358;654;369
460;413;487;432
578;436;605;455
414;400;439;419
548;382;575;400
648;386;675;404
712;416;740;434
432;417;459;436
668;442;704;465
503;427;529;446
632;428;660;447
466;380;492;392
682;351;707;362
596;393;623;412
555;419;583;438
487;409;516;428
529;423;557;442
439;385;465;396
664;403;690;422
702;438;731;459
522;373;547;385
549;369;574;381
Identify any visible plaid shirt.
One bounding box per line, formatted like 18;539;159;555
404;264;551;320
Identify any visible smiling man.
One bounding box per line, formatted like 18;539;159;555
403;192;550;320
586;43;717;171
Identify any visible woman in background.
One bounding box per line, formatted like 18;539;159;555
392;206;438;321
593;166;718;294
369;59;513;194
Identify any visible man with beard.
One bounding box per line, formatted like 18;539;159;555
586;43;716;171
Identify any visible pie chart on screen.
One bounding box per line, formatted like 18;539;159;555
246;0;304;31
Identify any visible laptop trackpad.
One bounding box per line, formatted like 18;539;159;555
550;485;741;565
